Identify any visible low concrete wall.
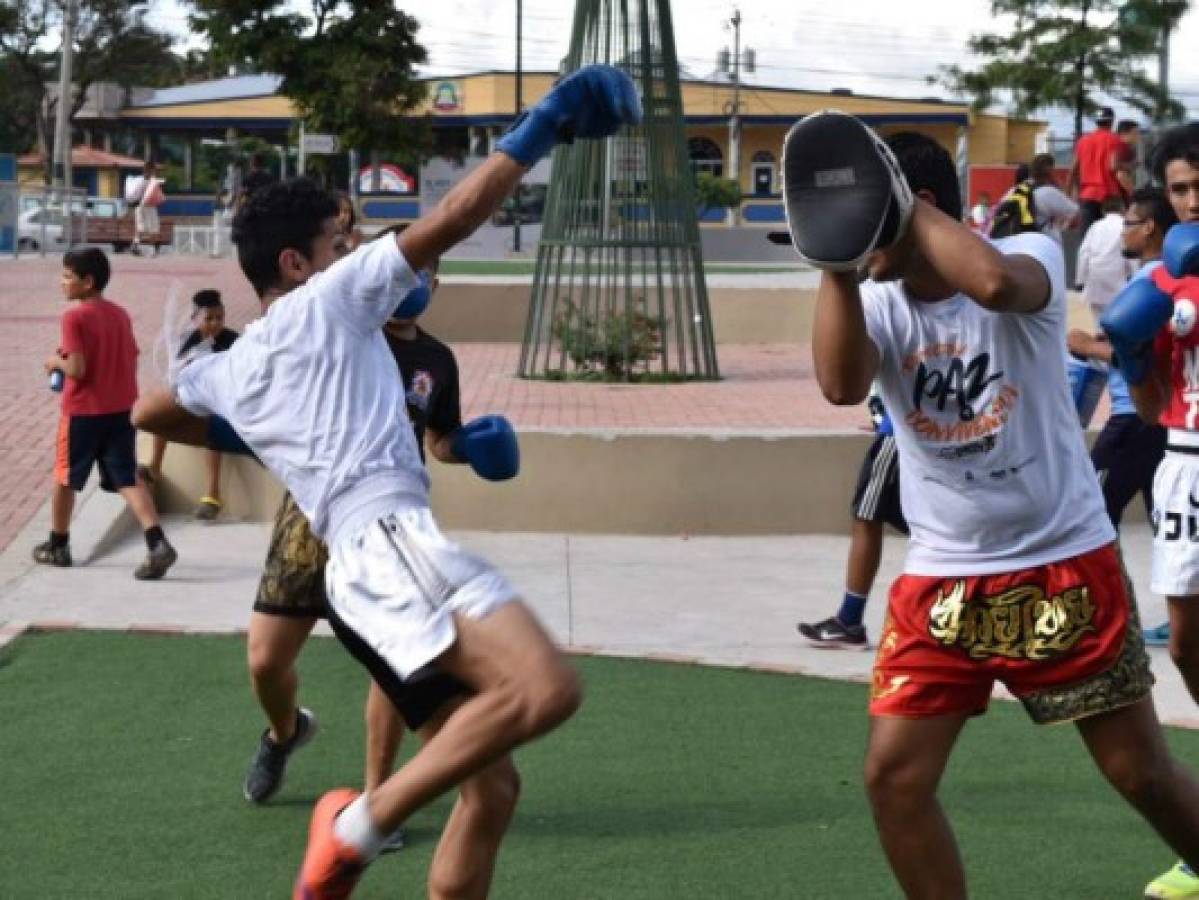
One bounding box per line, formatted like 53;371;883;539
145;420;1136;537
422;284;1099;346
145;430;872;536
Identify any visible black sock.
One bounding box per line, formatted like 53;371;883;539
49;531;69;549
144;525;165;550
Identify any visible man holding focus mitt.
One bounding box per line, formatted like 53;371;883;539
788;110;1199;899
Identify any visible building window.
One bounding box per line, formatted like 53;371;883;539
751;150;775;196
688;137;723;179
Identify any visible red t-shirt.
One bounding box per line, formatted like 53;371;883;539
59;297;139;416
1075;128;1126;203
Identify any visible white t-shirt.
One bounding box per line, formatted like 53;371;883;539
176;237;428;543
861;232;1115;575
1033;184;1079;245
1076;212;1133;310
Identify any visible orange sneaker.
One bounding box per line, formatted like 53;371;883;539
293;789;368;900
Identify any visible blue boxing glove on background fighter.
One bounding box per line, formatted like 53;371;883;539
1101;222;1199;384
452;415;520;481
496;64;642;166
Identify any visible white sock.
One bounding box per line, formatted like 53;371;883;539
333;794;386;861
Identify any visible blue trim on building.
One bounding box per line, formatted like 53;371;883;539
742;203;786;223
684;112;969;126
0;153;15;181
362;199;421;219
121;117;295;131
160;197;216;217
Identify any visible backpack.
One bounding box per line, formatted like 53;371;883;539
124;175;145;205
988;180;1039;239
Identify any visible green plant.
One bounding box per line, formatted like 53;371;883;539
551;299;663;380
693;172;743;218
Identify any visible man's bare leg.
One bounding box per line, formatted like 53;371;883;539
865;714;969;900
147;435;168;481
50;482;75;534
364;601;579;833
846;517;884;596
364;680;405;793
1167;597;1199;705
204;449;223;502
247;612;318;743
1076;697;1199;867
412;699;521;900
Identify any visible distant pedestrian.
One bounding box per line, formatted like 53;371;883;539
1069;108;1135;236
129;162;166;257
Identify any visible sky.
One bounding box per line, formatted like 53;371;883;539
148;0;1199;138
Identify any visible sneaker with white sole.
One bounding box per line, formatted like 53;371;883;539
797;616;870;650
243;707;319;803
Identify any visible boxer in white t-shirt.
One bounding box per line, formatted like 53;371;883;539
785;116;1199;898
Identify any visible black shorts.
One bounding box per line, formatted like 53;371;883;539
325;601;469;731
851;434;908;534
55;411;138;492
1092;413;1167;527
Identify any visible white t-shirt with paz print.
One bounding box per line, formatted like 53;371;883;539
861;232;1115;576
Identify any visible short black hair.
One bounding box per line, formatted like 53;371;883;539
1013;162;1030;185
63;247;110;292
192;289;223;309
1130;186;1178;235
1030;152;1056;183
1151;123;1199;184
1117;119;1139;135
232;177;340;296
884;131;962;221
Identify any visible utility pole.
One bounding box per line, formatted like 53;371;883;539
52;0;78;193
513;0;523;253
727;7;741;227
1158;24;1170;125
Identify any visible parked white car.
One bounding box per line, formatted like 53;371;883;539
17;207;67;251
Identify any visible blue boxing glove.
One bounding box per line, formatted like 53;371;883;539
1099;278;1173;385
392;270;432;321
1164;222;1199;278
495;64;643;166
451;415;520;481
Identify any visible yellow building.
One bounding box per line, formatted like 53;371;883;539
84;71;1045;223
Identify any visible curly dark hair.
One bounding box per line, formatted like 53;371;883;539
884;131;963;221
232;177;340;297
1150;122;1199;184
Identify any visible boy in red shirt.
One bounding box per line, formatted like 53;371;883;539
37;247;177;579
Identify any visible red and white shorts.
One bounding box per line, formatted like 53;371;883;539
870;543;1153;724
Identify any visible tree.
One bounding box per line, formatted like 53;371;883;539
186;1;431;171
0;1;177;176
693;172;742;220
936;0;1189;139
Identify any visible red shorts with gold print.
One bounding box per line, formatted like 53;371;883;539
870;543;1154;724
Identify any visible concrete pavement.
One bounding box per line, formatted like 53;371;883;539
2;490;1195;731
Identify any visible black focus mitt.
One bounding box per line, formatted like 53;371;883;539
782;111;913;271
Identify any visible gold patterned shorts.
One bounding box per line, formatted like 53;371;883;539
870;543;1154;725
253;493;329;618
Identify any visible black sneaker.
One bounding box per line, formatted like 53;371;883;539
134;540;177;580
797;616;870;650
243;707;318;803
32;540;72;567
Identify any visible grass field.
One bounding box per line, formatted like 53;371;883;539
1;631;1194;899
437;259;802;276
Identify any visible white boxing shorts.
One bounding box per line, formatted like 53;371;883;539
1151;431;1199;596
325;505;518;680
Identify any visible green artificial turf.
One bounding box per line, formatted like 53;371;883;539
0;631;1194;898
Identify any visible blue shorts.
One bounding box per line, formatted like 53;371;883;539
55;411;137;493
